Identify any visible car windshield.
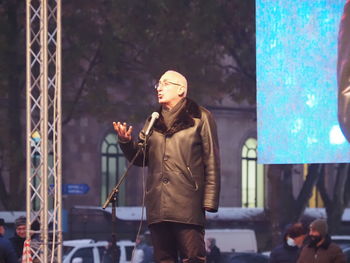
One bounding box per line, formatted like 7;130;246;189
230;254;268;263
334;239;350;246
63;246;74;259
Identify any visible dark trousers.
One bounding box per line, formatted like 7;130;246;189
149;221;206;263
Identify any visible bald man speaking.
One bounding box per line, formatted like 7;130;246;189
113;70;221;263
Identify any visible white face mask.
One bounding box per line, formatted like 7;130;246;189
287;237;296;247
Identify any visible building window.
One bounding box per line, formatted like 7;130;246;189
101;133;126;206
241;138;264;208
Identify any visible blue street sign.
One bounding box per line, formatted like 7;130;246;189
62;184;90;195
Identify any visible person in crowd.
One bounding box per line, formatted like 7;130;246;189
206;238;221;263
114;70;220;263
269;222;308;263
133;235;153;263
9;216;26;260
297;219;346;263
102;239;120;263
0;218;17;263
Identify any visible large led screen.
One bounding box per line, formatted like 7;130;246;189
257;0;350;164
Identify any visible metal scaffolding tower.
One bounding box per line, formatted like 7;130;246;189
26;0;62;262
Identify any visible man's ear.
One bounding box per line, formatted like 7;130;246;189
178;86;185;96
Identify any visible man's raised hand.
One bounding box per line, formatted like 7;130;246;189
113;122;133;142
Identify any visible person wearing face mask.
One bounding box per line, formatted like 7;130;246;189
269;222;307;263
297;219;346;263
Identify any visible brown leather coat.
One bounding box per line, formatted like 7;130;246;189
297;236;346;263
119;98;220;226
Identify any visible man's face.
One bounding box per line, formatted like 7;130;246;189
309;229;323;244
309;229;320;237
0;226;5;235
16;225;26;238
156;72;184;109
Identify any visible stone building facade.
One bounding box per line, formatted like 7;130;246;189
61;99;263;211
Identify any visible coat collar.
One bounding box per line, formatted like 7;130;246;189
153;98;201;137
308;235;331;250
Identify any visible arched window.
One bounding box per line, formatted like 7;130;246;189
101;133;126;206
241;138;264;208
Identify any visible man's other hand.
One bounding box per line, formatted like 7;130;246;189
113;122;133;142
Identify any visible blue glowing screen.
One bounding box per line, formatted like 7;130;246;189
257;0;350;164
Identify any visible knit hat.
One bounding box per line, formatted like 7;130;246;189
0;218;4;226
310;219;328;237
15;216;26;227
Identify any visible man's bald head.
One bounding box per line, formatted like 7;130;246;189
160;70;188;97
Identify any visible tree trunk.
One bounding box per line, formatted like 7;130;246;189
267;164;322;247
318;164;350;234
279;164;297;227
267;164;285;246
292;164;322;221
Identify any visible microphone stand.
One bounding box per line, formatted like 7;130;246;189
102;140;146;263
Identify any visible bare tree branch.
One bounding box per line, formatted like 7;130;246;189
344;166;350;205
333;164;349;206
318;164;350;233
62;42;102;125
316;165;331;208
293;164;322;221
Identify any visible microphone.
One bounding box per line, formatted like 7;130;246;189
145;112;160;136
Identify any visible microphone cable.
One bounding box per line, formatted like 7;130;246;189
131;134;149;263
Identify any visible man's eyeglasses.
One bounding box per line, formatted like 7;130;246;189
154;80;182;90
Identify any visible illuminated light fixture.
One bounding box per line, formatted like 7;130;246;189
329;125;346;145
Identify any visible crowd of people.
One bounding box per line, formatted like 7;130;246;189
128;218;349;263
1;215;349;263
270;219;347;263
0;216;27;263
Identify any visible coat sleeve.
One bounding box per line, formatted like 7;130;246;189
2;239;18;263
118;118;151;167
118;139;148;167
296;247;306;263
332;244;347;263
200;109;221;212
269;249;277;263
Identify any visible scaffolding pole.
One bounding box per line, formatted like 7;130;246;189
26;0;62;262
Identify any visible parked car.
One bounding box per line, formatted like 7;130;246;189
331;235;350;263
222;252;269;263
260;251;270;257
332;235;350;246
63;239;135;263
338;244;350;263
205;229;257;253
